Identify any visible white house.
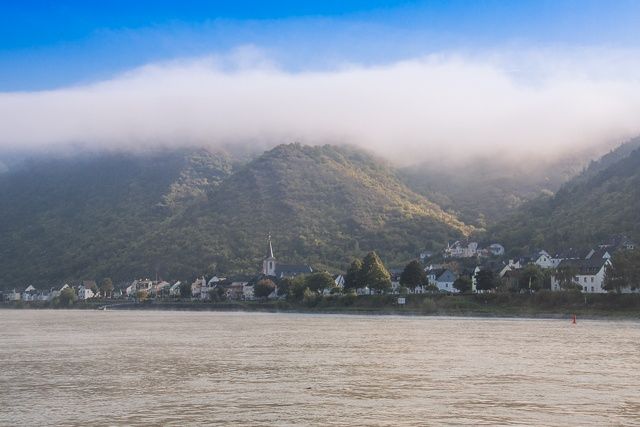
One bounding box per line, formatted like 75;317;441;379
242;283;254;300
22;285;38;301
125;279;154;297
534;250;561;269
550;257;610;293
7;289;21;301
169;281;182;297
427;269;458;293
77;286;95;300
191;277;206;299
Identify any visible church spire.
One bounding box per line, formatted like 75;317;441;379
263;234;276;276
266;234;274;259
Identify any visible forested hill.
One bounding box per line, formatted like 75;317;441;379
0;144;471;289
489;140;640;255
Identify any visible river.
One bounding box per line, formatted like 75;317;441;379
1;310;639;426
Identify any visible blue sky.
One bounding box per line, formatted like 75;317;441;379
2;0;640;91
2;1;640;160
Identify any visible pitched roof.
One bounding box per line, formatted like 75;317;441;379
586;247;611;260
556;258;609;275
275;264;313;276
555;248;588;259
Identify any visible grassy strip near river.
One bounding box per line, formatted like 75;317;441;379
3;291;640;319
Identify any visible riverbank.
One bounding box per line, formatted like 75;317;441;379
3;292;640;319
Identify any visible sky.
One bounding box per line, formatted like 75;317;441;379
2;1;640;162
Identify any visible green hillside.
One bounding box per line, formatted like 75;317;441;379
489;141;640;254
0;144;471;289
400;153;590;228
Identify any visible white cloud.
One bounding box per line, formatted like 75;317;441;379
1;48;640;163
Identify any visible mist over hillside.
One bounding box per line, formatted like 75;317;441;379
489;137;640;254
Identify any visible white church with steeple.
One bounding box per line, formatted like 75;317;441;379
262;235;277;276
261;235;312;278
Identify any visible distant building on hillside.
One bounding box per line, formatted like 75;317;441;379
488;243;505;257
599;234;636;252
262;235;313;278
445;241;479;258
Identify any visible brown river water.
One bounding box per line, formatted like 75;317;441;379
1;310;639;426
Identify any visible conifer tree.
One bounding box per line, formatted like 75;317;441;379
400;260;427;291
361;251;391;293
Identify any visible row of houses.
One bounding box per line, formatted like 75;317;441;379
4;235;638;302
3;281;100;302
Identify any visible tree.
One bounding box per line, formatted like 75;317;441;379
306;272;336;295
88;281;99;293
289;276;309;301
100;278;114;298
604;250;640;293
519;264;544;292
475;269;497;292
254;278;277;300
277;277;293;297
179;281;192;298
344;259;364;291
400;260;427;291
58;287;77;307
453;276;472;294
361;252;392;293
209;286;226;302
555;264;580;290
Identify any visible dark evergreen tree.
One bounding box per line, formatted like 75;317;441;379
475;269;497;292
400;260;427;291
361;251;392;293
453;276;472;294
344;259;364;291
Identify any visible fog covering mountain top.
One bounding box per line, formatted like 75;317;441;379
2;49;640;165
0;143;470;289
489;137;640;254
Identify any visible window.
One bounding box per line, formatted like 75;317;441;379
583;286;587;292
591;277;594;283
591;286;594;292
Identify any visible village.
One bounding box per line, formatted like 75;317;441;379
2;233;639;307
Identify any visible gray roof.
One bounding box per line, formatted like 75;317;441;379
557;258;608;275
275;264;313;277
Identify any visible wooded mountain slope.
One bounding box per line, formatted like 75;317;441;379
0;144;470;289
489;140;640;255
